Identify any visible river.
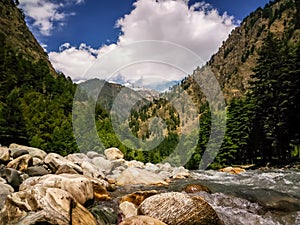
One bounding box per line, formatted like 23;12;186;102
181;169;300;225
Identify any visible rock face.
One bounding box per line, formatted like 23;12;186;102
120;215;167;225
0;186;97;225
116;168;168;186
138;192;223;225
104;147;124;160
219;167;246;174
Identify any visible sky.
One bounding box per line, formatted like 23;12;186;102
18;0;271;90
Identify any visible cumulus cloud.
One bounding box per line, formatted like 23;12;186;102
49;0;236;89
19;0;84;36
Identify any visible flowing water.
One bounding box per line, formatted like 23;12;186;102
93;169;300;225
185;169;300;225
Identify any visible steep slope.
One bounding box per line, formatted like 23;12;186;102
0;0;56;76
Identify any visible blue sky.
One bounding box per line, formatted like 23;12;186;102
19;0;270;88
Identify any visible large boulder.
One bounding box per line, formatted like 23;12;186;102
120;216;167;225
44;153;82;173
116;168;168;186
9;144;47;160
104;147;124;160
7;154;33;172
138;192;223;225
0;186;98;225
19;174;95;205
0;147;11;163
26;166;50;177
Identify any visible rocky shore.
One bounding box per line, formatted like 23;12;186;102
0;144;224;225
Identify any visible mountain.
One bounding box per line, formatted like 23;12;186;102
0;0;77;154
127;0;300;169
0;0;56;76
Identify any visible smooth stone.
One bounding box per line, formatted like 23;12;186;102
19;174;95;205
145;163;160;172
87;151;100;159
219;167;246;174
32;157;44;166
120;216;167;225
157;163;173;172
104;147;124;160
81;161;105;179
138;192;223;225
92;156;114;174
121;190;159;207
0;183;14;209
26;166;50;177
0;177;6;183
65;153;91;165
7;154;33;172
183;184;212;194
9;144;47;160
125;160;145;168
44;153;82;173
0;168;21;189
0;147;11;163
12;149;29;159
116;168;168;186
0;186;98;225
119;201;138;218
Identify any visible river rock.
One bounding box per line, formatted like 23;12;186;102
125;160;145;168
0;186;97;225
7;154;32;172
0;168;21;189
65;153;91;165
87;151;101;159
120;216;167;225
183;184;212;194
171;166;190;179
157;163;173;172
44;153;82;173
32;157;44;166
56;164;79;175
81;161;105;179
0;147;11;163
219;167;246;174
121;190;159;207
26;166;50;177
0;183;14;209
138;192;223;225
116;168;168;186
19;174;95;205
119;201;138;218
9;143;47;160
12;149;29;159
104;147;124;160
92;156;114;174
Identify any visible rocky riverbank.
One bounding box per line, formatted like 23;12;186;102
0;144;223;225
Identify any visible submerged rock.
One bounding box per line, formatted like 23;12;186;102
219;167;246;174
183;183;212;194
116;168;168;186
138;192;223;225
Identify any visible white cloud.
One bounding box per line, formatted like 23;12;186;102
19;0;84;36
49;0;236;89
